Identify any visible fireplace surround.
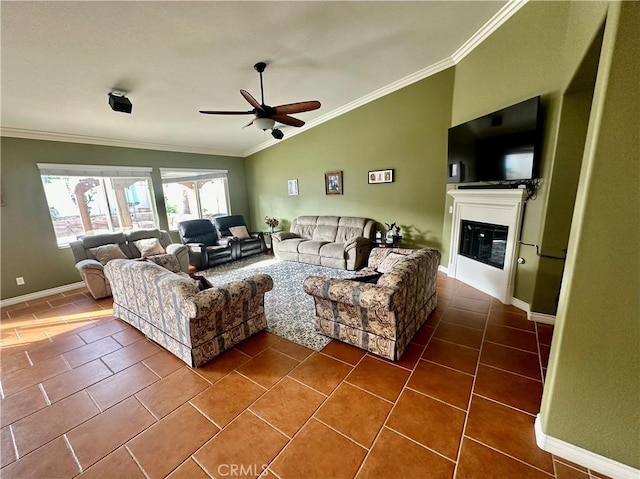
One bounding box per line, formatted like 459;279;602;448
447;188;527;303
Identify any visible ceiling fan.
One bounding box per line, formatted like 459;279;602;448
199;62;321;140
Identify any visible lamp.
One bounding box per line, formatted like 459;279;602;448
254;118;275;130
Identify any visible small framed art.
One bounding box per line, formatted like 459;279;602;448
368;169;394;184
325;171;343;195
288;179;299;196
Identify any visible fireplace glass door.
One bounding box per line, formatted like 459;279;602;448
459;220;508;269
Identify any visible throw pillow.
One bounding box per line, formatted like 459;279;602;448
89;244;127;265
134;238;165;256
189;273;213;291
376;252;407;274
229;225;250;240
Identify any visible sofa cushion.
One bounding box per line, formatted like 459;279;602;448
134;238;165;257
89;244;128;265
229;225;250;240
279;238;307;253
312;225;338;241
336;217;369;243
319;242;346;259
377;252;407;273
298;240;329;255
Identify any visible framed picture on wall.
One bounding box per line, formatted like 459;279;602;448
368;169;394;184
325;171;343;195
288;179;299;196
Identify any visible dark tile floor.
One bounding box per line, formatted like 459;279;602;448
0;273;611;478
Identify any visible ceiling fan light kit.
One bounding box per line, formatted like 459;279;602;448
199;61;320;140
254;117;275;130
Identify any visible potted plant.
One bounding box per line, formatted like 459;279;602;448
384;222;402;244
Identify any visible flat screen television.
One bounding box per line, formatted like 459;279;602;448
447;96;542;184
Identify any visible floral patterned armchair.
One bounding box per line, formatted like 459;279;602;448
303;247;440;360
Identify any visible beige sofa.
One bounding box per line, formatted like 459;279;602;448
70;229;189;299
271;216;375;270
104;256;273;367
303;247;440;360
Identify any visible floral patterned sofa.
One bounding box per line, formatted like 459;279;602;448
104;257;273;367
303;247;440;361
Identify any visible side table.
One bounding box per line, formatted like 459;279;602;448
263;230;281;253
373;239;401;249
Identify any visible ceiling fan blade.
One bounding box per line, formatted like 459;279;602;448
199;110;254;115
242;118;255;128
273;101;321;115
240;89;264;112
273;114;305;127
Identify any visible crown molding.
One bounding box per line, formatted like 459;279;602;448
243;57;456;157
0;127;243;158
3;1;527;160
452;0;529;63
245;0;527;158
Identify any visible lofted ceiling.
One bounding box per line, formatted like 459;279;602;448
0;1;521;158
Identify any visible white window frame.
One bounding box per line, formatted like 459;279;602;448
37;163;157;247
159;167;230;230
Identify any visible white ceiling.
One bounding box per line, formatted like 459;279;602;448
1;1;520;158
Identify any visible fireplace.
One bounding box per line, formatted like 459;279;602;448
459;220;508;269
447;189;527;303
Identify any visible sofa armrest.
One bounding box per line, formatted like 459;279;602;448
75;259;104;272
190;274;274;317
344;236;370;252
303;276;393;309
271;231;299;242
165;243;190;272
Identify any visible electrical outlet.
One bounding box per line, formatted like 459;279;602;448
16;277;25;285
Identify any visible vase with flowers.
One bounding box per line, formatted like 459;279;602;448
264;216;279;233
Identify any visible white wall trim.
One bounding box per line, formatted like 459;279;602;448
438;265;449;275
451;0;529;63
0;127;242;158
243;57;456;157
0;282;86;308
510;297;530;313
535;414;640;479
530;311;556;325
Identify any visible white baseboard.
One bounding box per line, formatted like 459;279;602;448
529;311;556;325
438;265;448;274
535;415;639;479
510;297;530;313
0;282;85;308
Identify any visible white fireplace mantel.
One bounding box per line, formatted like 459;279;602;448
448;188;527;304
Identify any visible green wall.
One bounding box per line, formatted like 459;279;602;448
449;0;607;310
245;68;455;251
0;138;246;299
541;1;639;467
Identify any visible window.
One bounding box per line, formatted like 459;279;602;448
160;168;229;230
38;163;157;247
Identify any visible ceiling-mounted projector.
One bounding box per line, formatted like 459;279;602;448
108;92;132;114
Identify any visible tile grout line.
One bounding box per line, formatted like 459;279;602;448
263;349;370;475
403;385;468;414
38;383;52;406
9;424;20;461
476;361;544;383
464;435;555;477
62;433;83;474
385;425;457;464
352;316;438;479
125;444;152;479
451;297;490;479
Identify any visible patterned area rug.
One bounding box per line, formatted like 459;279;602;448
200;255;356;350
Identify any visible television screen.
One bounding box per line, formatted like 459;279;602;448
447;96;541;184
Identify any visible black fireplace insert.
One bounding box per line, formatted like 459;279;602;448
459;220;508;269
